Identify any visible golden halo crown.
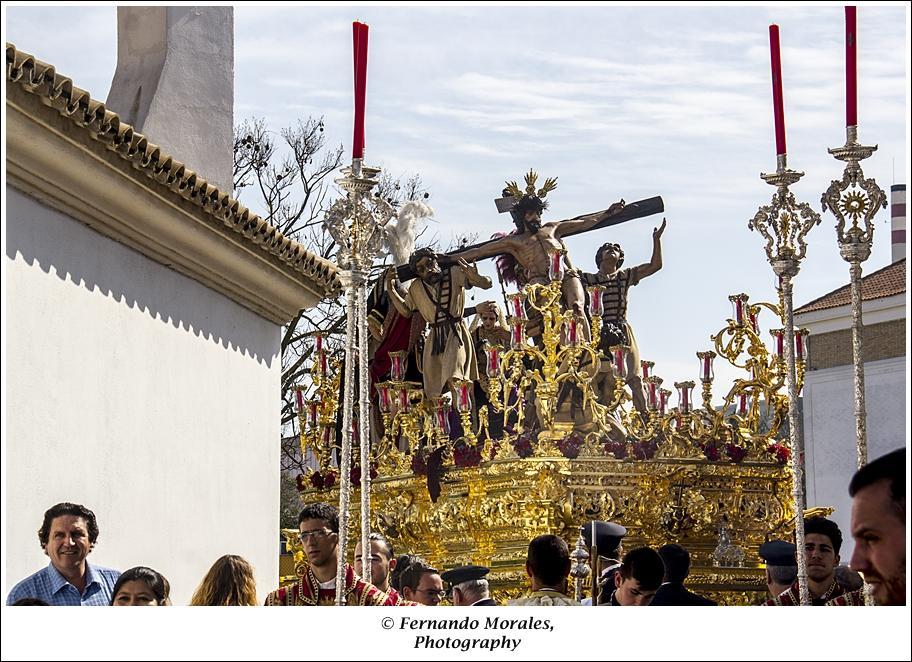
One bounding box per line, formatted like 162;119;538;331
505;169;558;200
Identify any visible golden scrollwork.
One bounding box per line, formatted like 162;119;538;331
292;271;805;603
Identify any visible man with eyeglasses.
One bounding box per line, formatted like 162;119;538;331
265;503;393;606
398;558;445;606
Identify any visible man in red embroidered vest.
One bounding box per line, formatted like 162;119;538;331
763;517;847;606
265;503;392;606
354;532;413;605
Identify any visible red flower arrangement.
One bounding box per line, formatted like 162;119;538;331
767;442;790;465
700;442;721;462
557;432;584;459
349;463;380;486
633;438;659;460
309;470;337;490
724;443;747;463
603;436;628;460
488;441;501;460
453;440;483;468
411;452;428;476
512;431;536;458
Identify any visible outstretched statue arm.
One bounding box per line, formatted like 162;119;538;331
633;218;666;280
552;200;626;238
386;269;413;318
456;258;493;290
452;235;516;264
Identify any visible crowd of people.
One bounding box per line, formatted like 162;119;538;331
6;448;905;607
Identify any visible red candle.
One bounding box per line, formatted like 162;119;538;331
769;25;787;155
614;347;626;377
795;330;806;361
352;22;369;159
511;321;524;348
509;294;525;320
641;361;651;380
309;401;319;427
377;385;391;414
390;352;405;382
702;355;713;382
457;382;472;413
738;393;748;416
486;345;501;377
775;329;785;359
647;381;657;410
567;318;579;346
589;286;604;317
397;387;410;412
548;250;564;282
295;389;304;413
733;297;745;326
659;390;669;415
846;6;857;126
315;334;323;353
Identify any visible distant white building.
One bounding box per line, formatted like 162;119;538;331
5;11;337;605
797;245;905;557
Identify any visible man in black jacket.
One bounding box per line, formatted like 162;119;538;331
649;543;716;606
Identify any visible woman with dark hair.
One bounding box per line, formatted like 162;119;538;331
189;555;258;606
110;566;170;606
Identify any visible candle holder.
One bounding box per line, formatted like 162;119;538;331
675;381;695;415
748;151;821;606
641;360;654;380
729;293;750;327
452;379;478;446
483;343;504;413
697;351;716;410
822;125;886;470
658;388;671;416
547;248;566;282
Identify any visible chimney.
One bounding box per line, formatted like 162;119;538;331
105;7;234;193
891;184;906;263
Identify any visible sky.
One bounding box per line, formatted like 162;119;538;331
3;2;909;403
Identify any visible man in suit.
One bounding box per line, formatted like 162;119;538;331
649;543;716;606
442;565;497;606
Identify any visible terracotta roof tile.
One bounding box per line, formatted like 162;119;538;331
6;43;341;295
795;259;906;314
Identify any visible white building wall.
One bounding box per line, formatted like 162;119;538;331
4;187;281;604
803;356;906;558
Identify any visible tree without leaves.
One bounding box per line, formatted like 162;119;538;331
233;116;429;475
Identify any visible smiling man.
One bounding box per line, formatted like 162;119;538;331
7;502;120;606
763;517;847;606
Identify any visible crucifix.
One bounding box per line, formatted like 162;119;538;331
395;171;663;341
